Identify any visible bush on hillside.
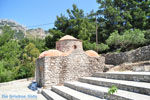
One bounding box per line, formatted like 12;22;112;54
106;29;146;51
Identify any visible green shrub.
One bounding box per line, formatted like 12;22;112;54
144;30;150;44
97;43;110;53
108;85;118;95
106;31;121;47
106;29;146;51
0;62;15;82
121;29;146;47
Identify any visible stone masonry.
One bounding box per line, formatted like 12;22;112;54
104;45;150;65
36;35;105;87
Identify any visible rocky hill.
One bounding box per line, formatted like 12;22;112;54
26;28;46;39
0;19;47;39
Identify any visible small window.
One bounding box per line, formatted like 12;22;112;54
73;45;77;49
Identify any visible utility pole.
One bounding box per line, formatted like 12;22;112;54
95;14;98;52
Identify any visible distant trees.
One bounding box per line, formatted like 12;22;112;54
0;26;43;82
0;26;15;46
14;30;25;40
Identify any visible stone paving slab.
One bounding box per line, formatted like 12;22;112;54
52;86;105;100
64;81;150;100
79;77;150;95
42;89;67;100
93;72;150;82
0;80;46;100
106;72;150;75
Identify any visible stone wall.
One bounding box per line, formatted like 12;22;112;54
56;40;83;52
36;50;105;87
36;57;45;87
104;45;150;65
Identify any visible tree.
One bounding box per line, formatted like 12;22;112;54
55;4;96;41
30;38;46;52
0;60;15;82
106;31;121;48
0;40;21;69
0;25;15;46
144;29;150;44
0;39;21;82
24;43;40;60
18;38;30;48
106;29;146;51
45;29;65;49
46;4;96;50
20;43;40;77
96;0;150;41
14;30;25;40
0;26;43;82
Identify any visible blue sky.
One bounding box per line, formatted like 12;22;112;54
0;0;99;30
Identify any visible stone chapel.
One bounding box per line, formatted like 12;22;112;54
36;35;105;87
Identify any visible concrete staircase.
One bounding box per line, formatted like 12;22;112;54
42;72;150;100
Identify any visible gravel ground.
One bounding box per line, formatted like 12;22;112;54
0;79;47;100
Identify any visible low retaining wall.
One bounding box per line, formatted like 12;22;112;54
104;45;150;65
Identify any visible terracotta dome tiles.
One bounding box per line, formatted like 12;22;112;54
39;50;63;58
39;49;73;58
85;50;99;57
39;50;100;58
59;35;77;41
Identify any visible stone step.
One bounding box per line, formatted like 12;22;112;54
64;81;150;100
79;77;150;95
51;86;104;100
42;89;67;100
92;72;150;82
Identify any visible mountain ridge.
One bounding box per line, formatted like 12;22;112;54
0;19;48;39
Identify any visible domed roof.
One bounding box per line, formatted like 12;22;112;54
85;50;99;57
59;35;77;41
39;50;63;58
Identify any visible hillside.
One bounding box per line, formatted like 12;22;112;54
0;19;47;39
